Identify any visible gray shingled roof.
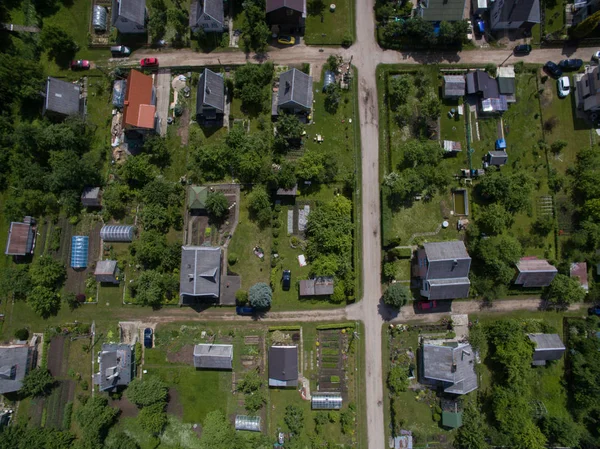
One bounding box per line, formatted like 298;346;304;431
44;77;82;117
268;346;298;385
95;343;133;392
494;0;540;25
118;0;146;25
278;68;313;111
179;246;221;300
443;75;466;97
529;334;565;364
466;71;500;98
426;278;471;300
266;0;305;14
0;346;31;394
197;69;225;114
422;344;478;395
190;0;224;27
193;344;233;369
95;260;118;275
515;257;557;287
424;241;470;261
488;150;508;166
299;277;334;296
420;0;466;22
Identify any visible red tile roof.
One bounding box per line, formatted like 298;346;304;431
123;70;155;129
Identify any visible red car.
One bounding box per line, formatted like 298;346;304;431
70;60;90;70
416;300;438;310
140;57;159;68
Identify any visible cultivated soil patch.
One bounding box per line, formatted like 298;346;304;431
166;387;184;418
167;344;194;364
44;380;76;429
109;395;139;418
47;336;67;377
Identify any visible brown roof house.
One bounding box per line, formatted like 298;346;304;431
266;0;306;33
0;345;34;394
528;333;565;366
415;241;471;300
514;256;557;288
5;217;35;257
123;69;157;133
421;343;478;395
94;260;120;284
299;277;334;297
570;262;589;292
268;345;298;387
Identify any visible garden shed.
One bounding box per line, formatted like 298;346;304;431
442;411;463;429
311;393;343;410
100;225;135;242
234;415;261;432
71;236;89;268
94;260;120;284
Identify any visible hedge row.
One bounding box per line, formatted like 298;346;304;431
269;326;301;331
317;322;356;331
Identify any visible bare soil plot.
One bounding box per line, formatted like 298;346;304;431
47;336;67;377
166;387;184;418
167;344;194;364
109;395;139;418
317;330;347;395
44;380;75;429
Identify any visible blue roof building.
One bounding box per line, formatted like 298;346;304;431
71;236;89;268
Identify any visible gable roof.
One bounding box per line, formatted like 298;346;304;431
193;344;233;369
419;0;466;22
204;0;224;24
95;343;133;391
0;346;31;394
425;277;471;300
118;0;146;24
515;256;557;287
95;260;118;276
528;333;565;364
44;77;82;116
422;343;478;395
188;185;208;210
443;75;465;97
278;68;313;110
424;241;470;261
197;69;225;113
299;277;334;296
266;0;305;14
123;69;155;129
570;262;589;291
5;222;34;256
268;346;298;384
488;150;508;165
494;0;540;25
179;246;221;299
466;70;499;98
498;77;516;95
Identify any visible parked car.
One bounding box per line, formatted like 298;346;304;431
588;305;600;316
110;45;131;57
143;328;153;348
282;270;291;291
559;59;583;71
557;76;571;98
544;61;563;78
592;50;600;62
513;44;532;55
466;20;473;40
416;300;438;310
236;306;255;315
71;60;90;70
140;57;159;68
277;35;295;45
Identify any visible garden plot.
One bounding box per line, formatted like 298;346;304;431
316;330;346;395
64;222;102;297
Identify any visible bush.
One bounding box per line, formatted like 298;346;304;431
248;282;272;309
235;289;248;305
228;253;238;265
272;228;280;238
342;32;353;48
14;328;29;341
330;375;340;383
81;380;89;391
63;402;73;429
125;376;168;407
383;284;412;308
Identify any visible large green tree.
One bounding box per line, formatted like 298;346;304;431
478;203;513;235
20;368;55;397
74;397;118;448
39;25;78;66
199;411;235;449
387;366;409;393
542;273;586;309
247;185;272;226
454;403;488;449
30;256;66;290
28;286;61;318
248;282;272;309
205;191;230;221
383;283;412;308
125;376;168;407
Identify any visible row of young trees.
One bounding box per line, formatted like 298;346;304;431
380;17;469;50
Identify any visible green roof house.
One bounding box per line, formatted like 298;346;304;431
188;186;208;211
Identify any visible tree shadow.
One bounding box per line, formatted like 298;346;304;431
307;0;326;16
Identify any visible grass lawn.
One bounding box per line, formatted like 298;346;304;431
544;0;566;36
304;0;355;45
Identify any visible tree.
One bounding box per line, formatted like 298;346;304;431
0;426;75;449
582;198;600;222
30;256;66;289
389;75;413;109
39;25;78;66
324;84;341;113
120;155;157;189
454;403;489;449
142;136;171;168
75;396;118;448
148;0;167;42
130;270;169;308
102;183;131;220
247;186;272;226
540;415;582;448
248;282;272;309
199;411;235;449
296;149;328;182
330;282;346;304
167;8;188;38
104;432;141;449
0;264;32;300
234;63;273;109
28;286;61;318
141;203;170;233
237;369;263;394
478;203;512;235
14;328;29;340
387;366;409;393
125;376;167;407
130;231;169;271
571;10;600;38
471;235;523;288
420;90;441;120
543;274;586;309
275;113;304;150
235;289;248;305
244;390;266;412
20;368;55;397
478;171;535;213
383;284;412;308
189;141;231;182
550;139;567;155
277;162;297;190
138;402;167;434
206;191;230;221
326;54;343;72
284;404;305;435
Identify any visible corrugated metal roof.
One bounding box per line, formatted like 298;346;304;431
5;222;34;256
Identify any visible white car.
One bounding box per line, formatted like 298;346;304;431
466;20;473;40
593;50;600;62
558;76;570;98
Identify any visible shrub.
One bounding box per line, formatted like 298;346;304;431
14;328;29;341
235;290;248;305
272;228;280;238
248;282;272;309
331;375;340;383
342;32;353;48
81;380;89;391
228;253;238;265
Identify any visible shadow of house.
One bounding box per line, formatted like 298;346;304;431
193;344;233;370
190;0;225;33
112;0;146;34
268;345;298;387
196;69;225;126
266;0;306;34
94;343;134;392
43;77;85;120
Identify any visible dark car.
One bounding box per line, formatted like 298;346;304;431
514;44;532;55
544;61;563;78
282;270;291;291
236;306;255;315
143;328;153;348
71;60;90;70
559;59;583;71
416;300;438;310
110;45;131;57
588;305;600;316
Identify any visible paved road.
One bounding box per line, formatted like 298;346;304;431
111;5;595;447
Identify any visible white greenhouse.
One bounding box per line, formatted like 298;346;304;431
100;225;136;242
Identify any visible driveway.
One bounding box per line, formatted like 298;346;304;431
155;68;171;137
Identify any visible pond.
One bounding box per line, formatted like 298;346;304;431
452;189;468;216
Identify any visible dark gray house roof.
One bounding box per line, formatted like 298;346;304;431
515;257;557;287
44;77;83;117
196;69;225;114
0;346;32;394
494;0;540;26
266;0;305;14
528;334;565;366
419;241;471;300
193;344;233;370
425;278;471;300
498;77;516;95
190;0;224;26
94;343;133;392
278;68;313;111
118;0;146;24
466;71;499;98
419;0;466;22
443;75;466;97
488;150;508;166
179;246;221;301
422;343;478;395
268;346;298;387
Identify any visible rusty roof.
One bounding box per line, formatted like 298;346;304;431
123;70;155;129
5;222;34;256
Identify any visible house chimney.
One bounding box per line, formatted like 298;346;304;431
451;363;457;373
188;274;194;281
